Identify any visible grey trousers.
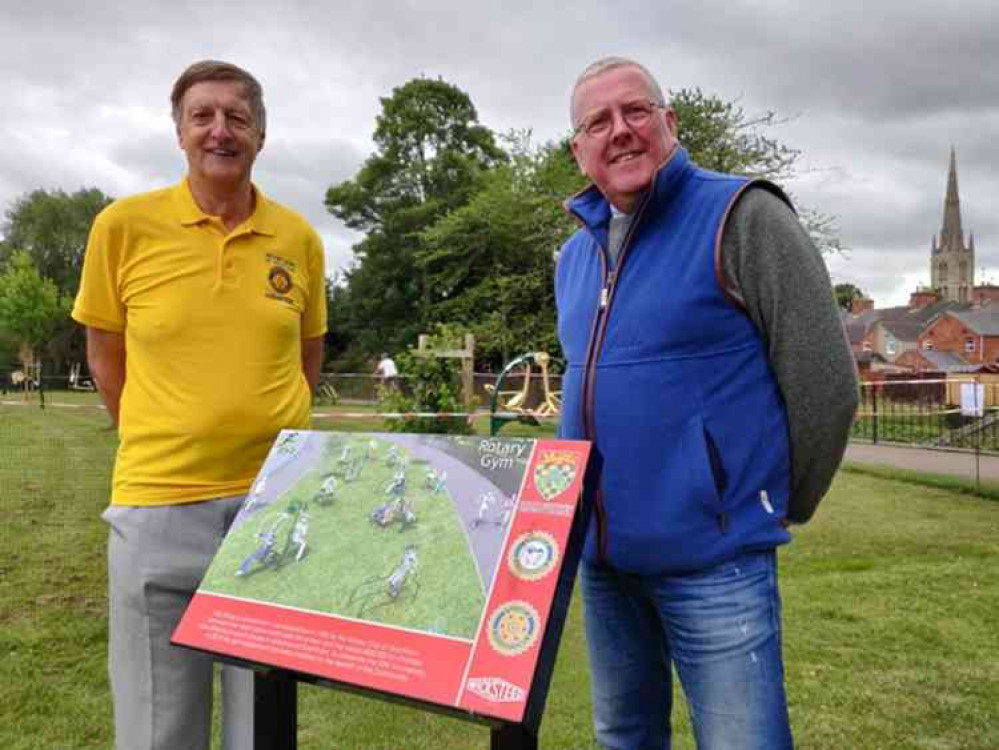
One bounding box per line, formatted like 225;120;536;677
105;497;254;750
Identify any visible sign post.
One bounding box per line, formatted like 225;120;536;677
254;672;297;750
490;722;537;749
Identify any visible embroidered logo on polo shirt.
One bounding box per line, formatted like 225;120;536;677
265;254;298;305
268;266;293;294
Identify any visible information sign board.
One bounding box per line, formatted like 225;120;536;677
172;430;591;724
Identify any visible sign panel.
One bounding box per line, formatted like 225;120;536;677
172;431;590;723
960;382;985;417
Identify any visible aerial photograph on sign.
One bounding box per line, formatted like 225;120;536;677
199;431;542;638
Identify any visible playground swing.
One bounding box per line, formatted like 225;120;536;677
486;351;563;435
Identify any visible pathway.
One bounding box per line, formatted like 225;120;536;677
844;442;999;482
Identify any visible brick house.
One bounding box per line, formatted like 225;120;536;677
916;309;999;364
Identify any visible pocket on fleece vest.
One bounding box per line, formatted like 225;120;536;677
599;412;728;570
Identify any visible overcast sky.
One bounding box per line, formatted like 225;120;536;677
2;0;996;308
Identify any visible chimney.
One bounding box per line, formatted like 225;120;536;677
909;290;940;310
851;298;875;315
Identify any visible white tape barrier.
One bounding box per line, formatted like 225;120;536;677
0;399;557;421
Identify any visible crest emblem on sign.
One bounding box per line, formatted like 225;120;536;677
532;451;577;501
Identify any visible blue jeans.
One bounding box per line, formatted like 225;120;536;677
580;550;793;750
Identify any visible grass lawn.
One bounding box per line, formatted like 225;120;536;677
1;403;997;749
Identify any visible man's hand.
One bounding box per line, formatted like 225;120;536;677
86;327;126;427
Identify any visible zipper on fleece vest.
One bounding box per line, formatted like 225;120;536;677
574;193;651;563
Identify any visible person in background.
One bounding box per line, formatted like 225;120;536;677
71;59;326;750
374;351;398;388
556;56;858;749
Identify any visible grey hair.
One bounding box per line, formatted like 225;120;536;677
570;56;667;127
170;60;267;136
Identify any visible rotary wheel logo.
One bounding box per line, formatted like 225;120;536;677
268;266;293;294
487;601;541;657
533;454;576;501
508;531;559;582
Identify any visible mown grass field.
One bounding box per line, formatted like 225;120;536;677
2;399;997;749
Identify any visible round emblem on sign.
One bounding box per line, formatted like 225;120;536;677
487;601;540;657
268;266;293;294
508;531;559;582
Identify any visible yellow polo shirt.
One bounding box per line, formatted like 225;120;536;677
72;179;327;505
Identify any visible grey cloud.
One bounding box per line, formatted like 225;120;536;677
1;0;996;304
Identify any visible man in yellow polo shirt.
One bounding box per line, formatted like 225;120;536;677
72;60;326;750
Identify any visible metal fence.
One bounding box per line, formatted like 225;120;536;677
851;377;999;453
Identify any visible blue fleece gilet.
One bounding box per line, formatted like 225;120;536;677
556;148;792;574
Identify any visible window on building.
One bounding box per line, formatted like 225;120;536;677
966;338;976;353
862;340;872;352
886;338;897;356
923;340;934;351
939;263;948;283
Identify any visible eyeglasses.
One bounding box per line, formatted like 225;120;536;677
574;98;664;139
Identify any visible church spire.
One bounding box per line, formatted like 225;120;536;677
939;146;965;253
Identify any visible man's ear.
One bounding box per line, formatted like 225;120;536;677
663;107;678;138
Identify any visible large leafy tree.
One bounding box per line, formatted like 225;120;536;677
0;251;71;368
326;78;505;358
418;132;584;368
1;187;113;296
1;187;113;373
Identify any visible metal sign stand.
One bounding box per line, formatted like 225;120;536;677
254;672;297;750
490;723;538;749
253;673;538;749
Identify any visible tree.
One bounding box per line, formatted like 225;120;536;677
0;251;71;367
670;88;844;254
834;283;867;311
1;187;113;296
417;132;584;368
325;78;505;358
1;187;113;373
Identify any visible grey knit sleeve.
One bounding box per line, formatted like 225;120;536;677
721;187;859;523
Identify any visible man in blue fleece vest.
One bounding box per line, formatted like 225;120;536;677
556;57;858;749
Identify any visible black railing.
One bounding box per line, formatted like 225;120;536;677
850;378;999;452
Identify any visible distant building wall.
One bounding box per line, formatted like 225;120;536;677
918;314;999;364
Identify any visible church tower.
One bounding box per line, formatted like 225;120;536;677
930;147;974;303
